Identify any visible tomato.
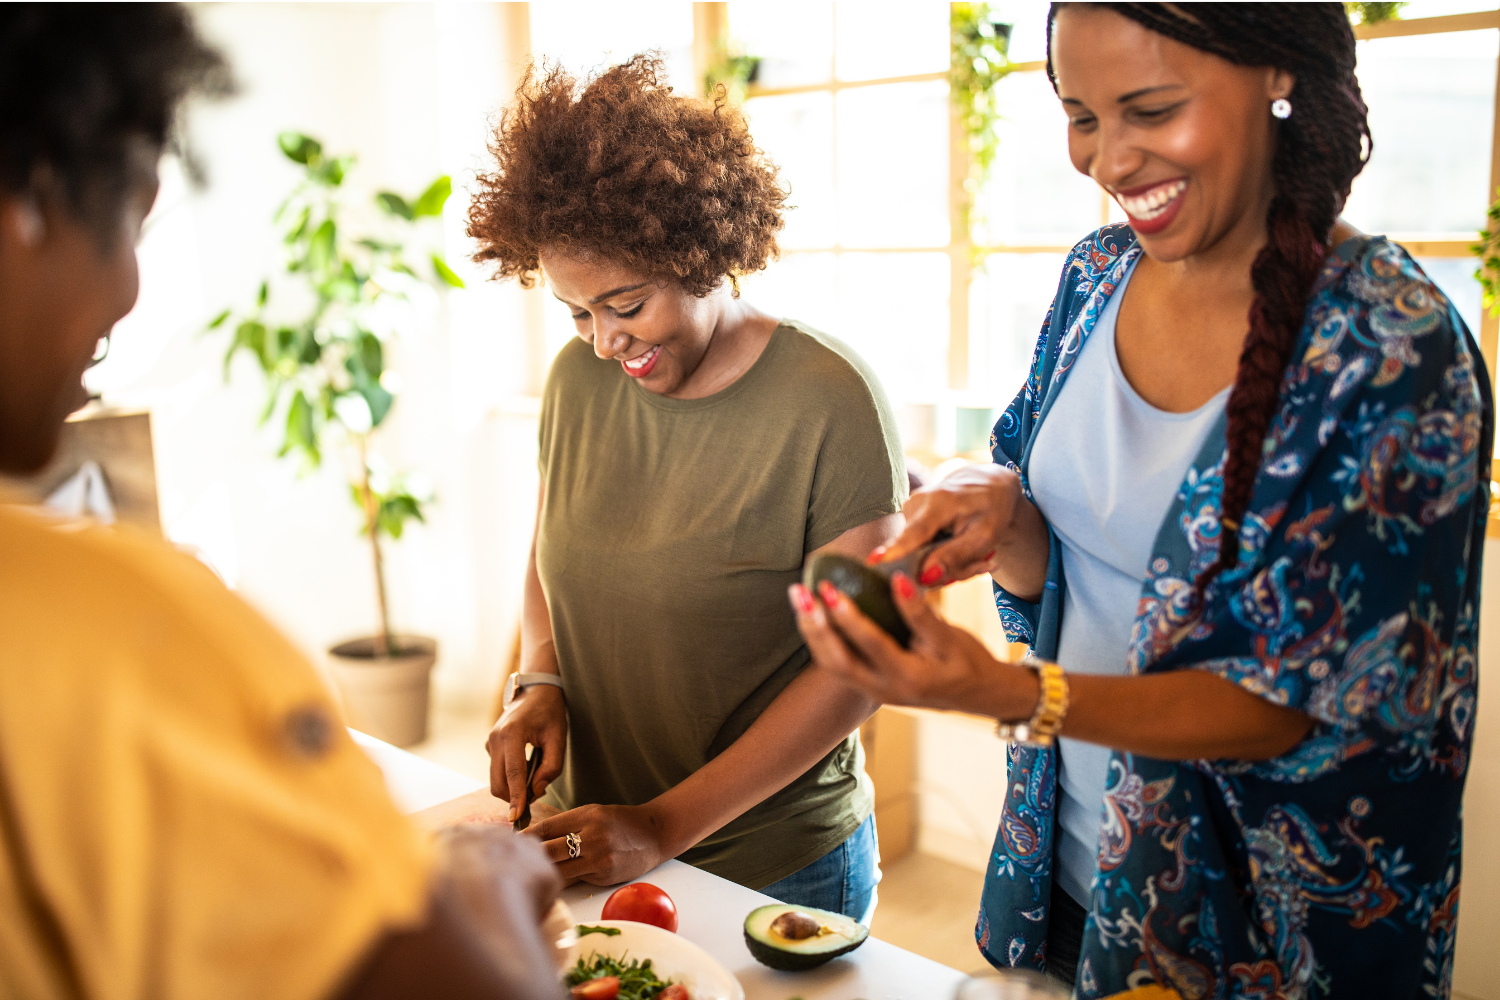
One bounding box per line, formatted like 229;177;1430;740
570;976;619;1000
659;985;690;1000
600;882;679;933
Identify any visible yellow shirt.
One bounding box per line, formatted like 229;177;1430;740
0;500;429;1000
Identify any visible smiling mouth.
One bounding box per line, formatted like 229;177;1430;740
1114;178;1188;222
621;344;661;377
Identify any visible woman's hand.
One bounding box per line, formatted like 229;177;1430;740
524;804;672;887
486;685;568;823
790;574;1039;720
872;463;1048;600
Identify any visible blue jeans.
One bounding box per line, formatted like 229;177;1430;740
760;814;881;924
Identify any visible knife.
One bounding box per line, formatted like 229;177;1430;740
869;529;953;583
512;745;544;833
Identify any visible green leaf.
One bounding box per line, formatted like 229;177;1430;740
376;492;424;539
576;926;622;938
278;132;323;166
256;281;269;308
281;390;320;466
350;330;384;380
431;253;465;289
316;155;351;187
412;176;452;217
307;219;337;274
376;192;414;220
206;308;232;331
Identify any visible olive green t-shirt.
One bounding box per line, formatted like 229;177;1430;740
535;321;906;889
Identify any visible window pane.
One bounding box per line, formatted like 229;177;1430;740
1415;256;1485;337
838;252;950;405
1343;29;1497;235
986;0;1053;65
728;2;832;89
745;93;836;249
969;253;1068;405
834;1;948;81
528;1;694;90
976;70;1100;246
837;81;949;247
738;252;840;333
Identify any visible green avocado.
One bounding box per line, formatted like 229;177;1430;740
803;552;910;647
743;903;869;972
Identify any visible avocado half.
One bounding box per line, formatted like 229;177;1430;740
803;553;910;647
743;903;870;972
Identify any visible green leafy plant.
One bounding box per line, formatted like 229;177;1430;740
1475;193;1500;317
704;43;760;103
1345;2;1407;26
210;132;463;655
950;3;1015;248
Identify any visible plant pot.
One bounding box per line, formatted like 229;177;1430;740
327;635;437;747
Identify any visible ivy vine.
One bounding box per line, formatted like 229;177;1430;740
950;2;1015;247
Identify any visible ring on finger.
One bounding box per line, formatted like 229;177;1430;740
566;831;583;860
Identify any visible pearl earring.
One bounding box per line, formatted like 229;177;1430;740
1271;98;1292;120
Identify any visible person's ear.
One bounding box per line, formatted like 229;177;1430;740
1;194;46;248
1268;67;1296;103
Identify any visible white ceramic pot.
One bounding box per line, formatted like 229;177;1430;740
326;635;437;747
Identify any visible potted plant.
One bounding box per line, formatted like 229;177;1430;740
211;132;463;746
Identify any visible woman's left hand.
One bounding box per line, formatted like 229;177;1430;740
789;574;1038;720
524;803;673;886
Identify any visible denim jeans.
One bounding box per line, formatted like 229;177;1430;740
759;814;881;924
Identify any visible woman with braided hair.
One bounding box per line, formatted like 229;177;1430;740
791;3;1489;996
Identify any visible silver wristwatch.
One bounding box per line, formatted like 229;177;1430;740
502;671;565;708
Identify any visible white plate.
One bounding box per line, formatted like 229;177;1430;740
571;919;745;1000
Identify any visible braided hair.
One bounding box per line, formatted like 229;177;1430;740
1046;3;1371;605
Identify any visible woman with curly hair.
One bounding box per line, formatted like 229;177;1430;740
792;4;1489;995
471;54;905;919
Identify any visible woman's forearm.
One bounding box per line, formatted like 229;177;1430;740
989;493;1050;603
521;485;558;675
648;666;877;856
975;661;1313;761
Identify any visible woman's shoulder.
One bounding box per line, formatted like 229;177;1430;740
770;319;892;411
1060;223;1138;296
1306;236;1486;403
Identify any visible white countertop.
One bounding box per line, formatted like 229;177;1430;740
357;730;970;1000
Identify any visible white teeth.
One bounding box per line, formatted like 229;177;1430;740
624;345;658;369
1117;180;1187;220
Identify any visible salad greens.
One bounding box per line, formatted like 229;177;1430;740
566;954;674;1000
577;925;623;938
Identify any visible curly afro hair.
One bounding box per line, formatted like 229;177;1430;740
467;53;786;297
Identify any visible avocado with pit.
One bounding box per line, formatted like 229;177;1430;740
802;553;910;647
743;903;870;972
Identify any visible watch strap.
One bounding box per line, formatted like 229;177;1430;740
503;671;564;708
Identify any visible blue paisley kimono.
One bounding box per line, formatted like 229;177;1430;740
977;223;1491;999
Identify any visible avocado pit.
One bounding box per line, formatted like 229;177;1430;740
769;910;824;941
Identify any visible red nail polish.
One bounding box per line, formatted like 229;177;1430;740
865;550;884;566
919;563;944;587
791;585;816;615
818;580;841;605
893;573;917;601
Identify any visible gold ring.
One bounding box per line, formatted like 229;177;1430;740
566;831;583;860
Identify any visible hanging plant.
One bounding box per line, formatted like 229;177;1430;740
950;3;1014;248
1475;195;1500;316
704;43;760;104
1345;2;1407;26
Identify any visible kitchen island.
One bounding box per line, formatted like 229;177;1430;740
354;729;970;1000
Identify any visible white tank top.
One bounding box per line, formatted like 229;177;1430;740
1027;259;1229;907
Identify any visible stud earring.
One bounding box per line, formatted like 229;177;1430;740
1271;98;1292;120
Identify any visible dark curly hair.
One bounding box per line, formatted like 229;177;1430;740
0;3;230;233
467;53;786;297
1047;2;1370;605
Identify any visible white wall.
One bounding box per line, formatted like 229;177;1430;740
92;2;540;706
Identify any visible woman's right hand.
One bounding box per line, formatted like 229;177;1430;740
486;684;568;822
874;463;1048;599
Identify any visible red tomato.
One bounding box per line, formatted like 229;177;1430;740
600;882;679;933
659;985;690;1000
570;976;619;1000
